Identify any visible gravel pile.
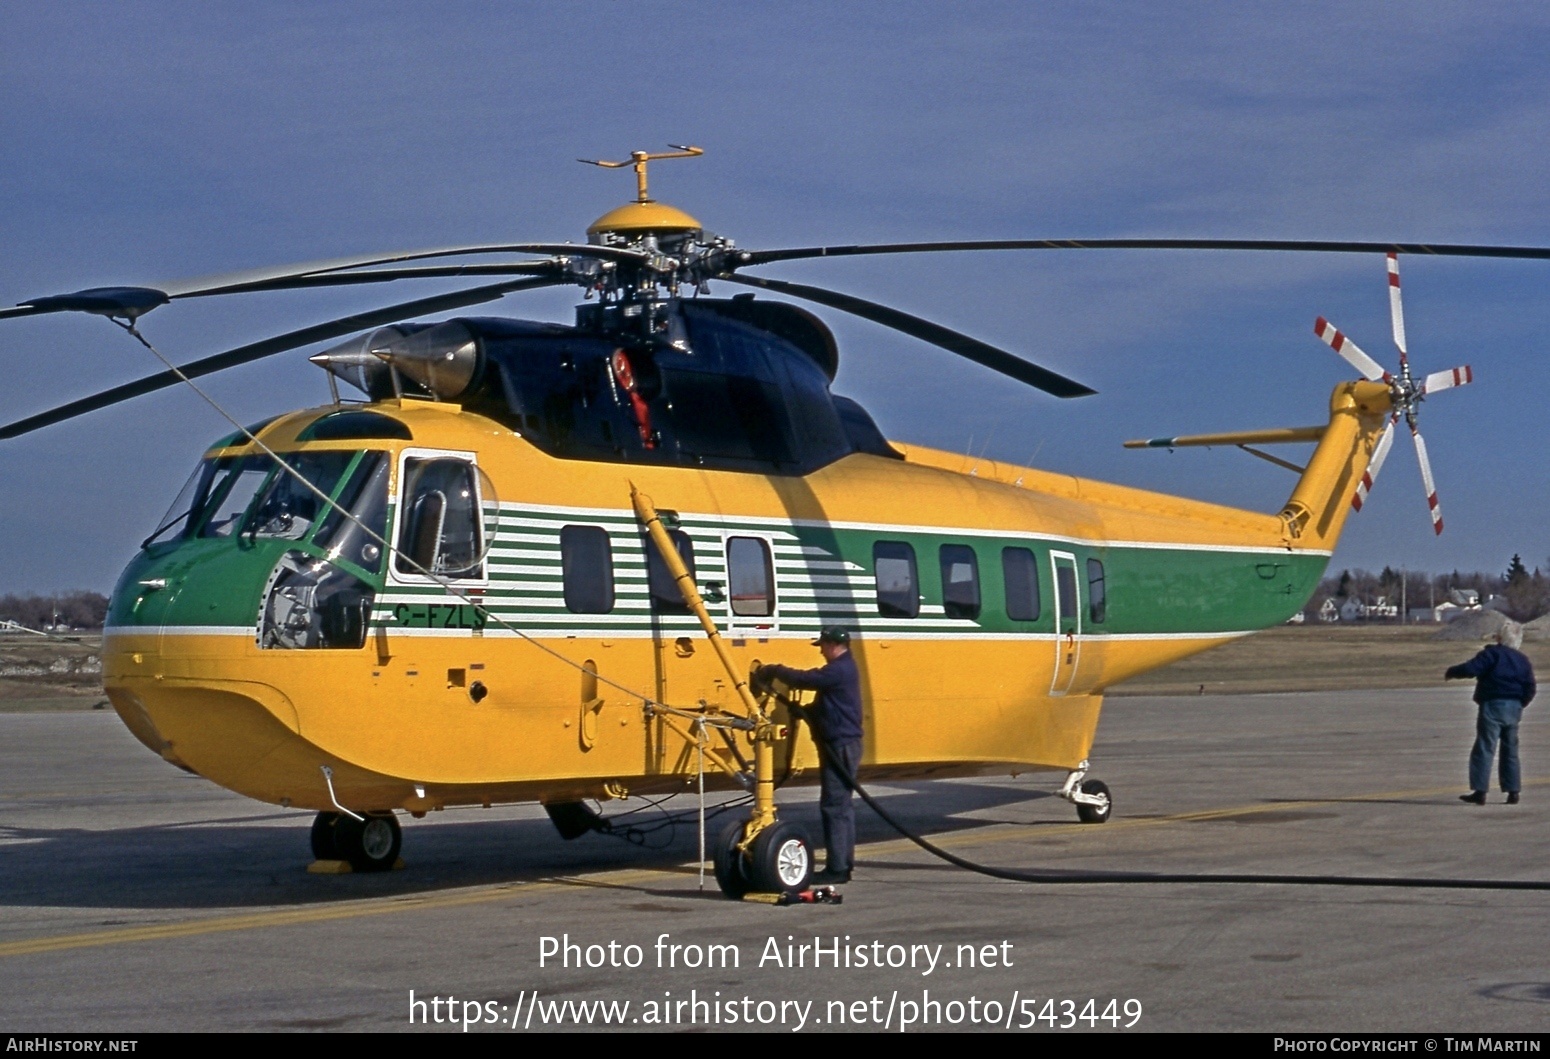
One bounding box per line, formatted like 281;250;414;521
1432;609;1509;641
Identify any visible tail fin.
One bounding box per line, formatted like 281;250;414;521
1279;380;1394;550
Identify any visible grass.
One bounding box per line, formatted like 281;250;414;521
0;634;107;712
1109;624;1550;696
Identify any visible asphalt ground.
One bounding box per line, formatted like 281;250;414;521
1;687;1546;1033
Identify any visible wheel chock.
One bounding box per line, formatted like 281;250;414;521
306;857;406;874
741;887;842;906
307;859;353;874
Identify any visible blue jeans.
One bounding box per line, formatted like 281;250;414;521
1469;698;1524;793
818;740;862;873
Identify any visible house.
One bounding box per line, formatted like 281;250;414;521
1318;599;1340;623
1339;596;1399;622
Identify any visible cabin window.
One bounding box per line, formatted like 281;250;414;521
395;458;483;577
645;529;697;612
1087;558;1107;624
939;544;981;620
561;526;615;614
726;537;776;617
873;541;919;618
1002;547;1041;621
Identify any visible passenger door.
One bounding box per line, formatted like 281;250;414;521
1049;550;1082;696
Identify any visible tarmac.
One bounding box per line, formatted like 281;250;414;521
1;687;1546;1033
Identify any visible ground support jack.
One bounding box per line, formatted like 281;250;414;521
632;484;816;900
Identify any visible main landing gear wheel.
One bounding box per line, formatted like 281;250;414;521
315;811;402;871
310;811;341;859
713;819;814;898
747;821;813;894
1076;779;1112;824
713;819;752;899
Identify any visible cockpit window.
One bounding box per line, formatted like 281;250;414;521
196;456;272;539
147;448;388;551
245;451;356;540
144;459;221;548
314;452;390;573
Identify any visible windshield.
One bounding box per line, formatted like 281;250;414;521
196;456;273;538
245;451;356;540
315;452;390;572
144;460;220;547
145;448;387;548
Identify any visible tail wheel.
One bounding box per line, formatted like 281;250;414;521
310;812;341;859
747;821;813;894
712;818;752;899
331;812;402;872
1076;779;1112;824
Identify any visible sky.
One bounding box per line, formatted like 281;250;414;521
1;1;1547;595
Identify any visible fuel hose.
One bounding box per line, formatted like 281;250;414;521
784;710;1550;894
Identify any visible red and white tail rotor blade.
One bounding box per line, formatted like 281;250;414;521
1386;253;1409;369
1422;364;1474;394
1410;426;1444;534
1351;416;1396;512
1314;317;1390;382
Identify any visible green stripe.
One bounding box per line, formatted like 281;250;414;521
109;503;1325;637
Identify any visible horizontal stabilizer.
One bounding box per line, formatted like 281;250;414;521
1124;425;1327;449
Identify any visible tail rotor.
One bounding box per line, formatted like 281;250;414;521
1314;253;1472;534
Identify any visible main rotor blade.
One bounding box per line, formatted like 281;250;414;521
1;243;632;321
1386;253;1408;365
1314;317;1389;382
738;238;1550;268
719;273;1095;398
0;276;560;440
1422;365;1474;394
181;260;563;296
1410;426;1444;535
1351;417;1396;512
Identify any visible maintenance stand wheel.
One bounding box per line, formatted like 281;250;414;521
1076;779;1113;824
329;811;403;872
713;818;752;899
747;821;814;894
310;811;341;859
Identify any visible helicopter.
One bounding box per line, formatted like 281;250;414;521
0;146;1526;898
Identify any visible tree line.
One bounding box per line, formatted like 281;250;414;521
0;592;110;630
1308;555;1550;623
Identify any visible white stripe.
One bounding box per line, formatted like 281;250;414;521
112;625;1256;645
492;503;1328;556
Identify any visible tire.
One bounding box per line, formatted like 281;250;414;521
747;821;814;894
310;812;341;860
332;812;403;872
1076;779;1112;824
712;818;752;899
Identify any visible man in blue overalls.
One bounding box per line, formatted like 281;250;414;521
757;628;862;884
1446;621;1537;805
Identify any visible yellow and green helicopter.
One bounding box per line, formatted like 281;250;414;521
0;148;1511;897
